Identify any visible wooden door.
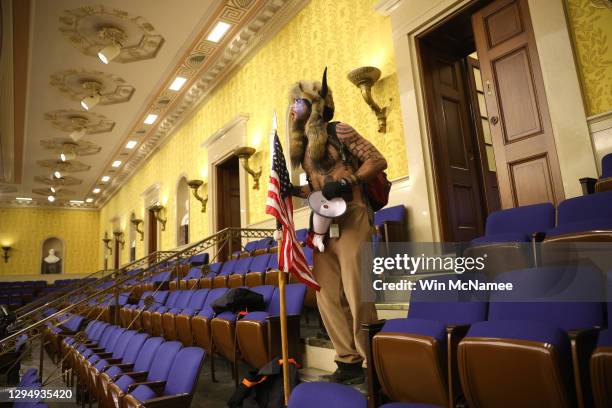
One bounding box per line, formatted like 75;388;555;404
420;43;485;242
148;208;157;255
472;0;564;208
216;156;241;260
466;56;502;215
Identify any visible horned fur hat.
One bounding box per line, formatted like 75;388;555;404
288;67;335;168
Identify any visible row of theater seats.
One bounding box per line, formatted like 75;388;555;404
0;281;46;308
291;265;612;408
472;190;612;245
114;284;306;376
467;191;612;278
54;320;205;408
581;152;612;194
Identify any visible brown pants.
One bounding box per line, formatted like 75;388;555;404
313;203;378;364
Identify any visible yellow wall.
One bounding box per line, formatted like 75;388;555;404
0;208;100;276
566;0;612;116
99;0;407;267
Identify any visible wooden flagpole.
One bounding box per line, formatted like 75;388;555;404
278;239;291;406
270;111;291;405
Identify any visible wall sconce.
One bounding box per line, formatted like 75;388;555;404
151;204;167;231
113;230;125;249
347;66;388;133
102;232;112;254
131;218;144;241
234;146;262;190
2;246;11;263
188;179;208;212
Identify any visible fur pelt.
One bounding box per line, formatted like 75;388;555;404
288;79;334;168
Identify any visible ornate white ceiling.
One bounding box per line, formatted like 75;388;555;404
0;0;308;209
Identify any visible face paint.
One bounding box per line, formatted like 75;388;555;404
290;98;311;122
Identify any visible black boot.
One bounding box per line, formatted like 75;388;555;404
322;361;364;385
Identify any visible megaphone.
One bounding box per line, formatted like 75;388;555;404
307;191;347;252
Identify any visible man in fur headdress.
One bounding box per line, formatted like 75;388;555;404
288;69;387;384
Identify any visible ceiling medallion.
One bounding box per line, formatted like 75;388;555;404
44;110;115;134
32;187;75;197
58;5;164;63
36;159;91;173
34;175;82;186
40;138;101;157
590;0;612;8
49;69;134;105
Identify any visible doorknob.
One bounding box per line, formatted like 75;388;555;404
489;116;499;125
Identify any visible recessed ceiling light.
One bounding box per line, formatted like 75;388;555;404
48;195;55;202
207;21;231;43
16;197;32;201
86;198;94;203
54;171;62;179
50;187;56;193
125;140;138;149
70;200;84;204
60;153;66;162
169;76;187;91
101;176;110;182
144;114;158;125
93;188;101;194
81;93;101;110
98;42;121;64
111;160;122;168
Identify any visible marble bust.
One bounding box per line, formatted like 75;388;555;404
41;249;62;274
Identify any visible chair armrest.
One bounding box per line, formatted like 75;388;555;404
121;371;149;382
446;324;471;407
104;357;123;364
96;352;113;359
89;347;105;353
579;177;597;195
126;380;166;393
361;320;386;408
568;327;601;408
142;393;191;408
111;363;135;370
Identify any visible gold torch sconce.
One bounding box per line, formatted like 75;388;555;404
188;179;208;213
234;147;262;190
131;217;144;241
347;66;388;133
151;204;167;231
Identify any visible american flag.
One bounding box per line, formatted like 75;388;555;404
266;131;320;290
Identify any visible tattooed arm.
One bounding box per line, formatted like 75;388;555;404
336;123;387;184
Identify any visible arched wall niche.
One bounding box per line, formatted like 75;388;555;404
176;176;190;246
40;236;64;274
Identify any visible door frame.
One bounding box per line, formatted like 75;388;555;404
202;114;250;234
376;0;595;241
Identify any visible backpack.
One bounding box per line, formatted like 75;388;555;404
327;122;391;211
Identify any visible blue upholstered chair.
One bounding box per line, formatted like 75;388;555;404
369;274;487;407
121;347;205;408
98;336;164;405
458;265;605;408
244;254;273;287
106;340;182;408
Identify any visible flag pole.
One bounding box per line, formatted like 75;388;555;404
271;111;291;405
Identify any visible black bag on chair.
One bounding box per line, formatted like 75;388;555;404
211;288;265;314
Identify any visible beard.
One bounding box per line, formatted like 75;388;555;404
289;115;328;169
